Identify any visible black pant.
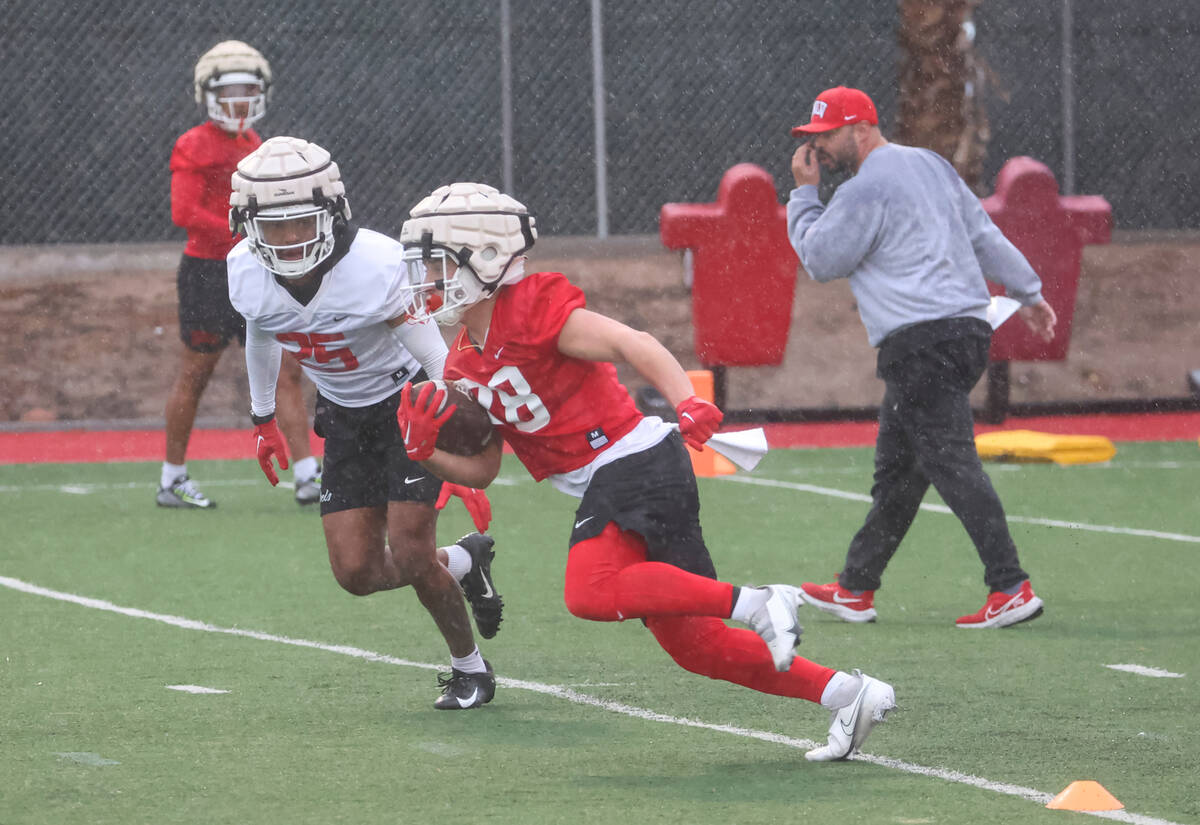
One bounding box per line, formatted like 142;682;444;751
838;330;1028;593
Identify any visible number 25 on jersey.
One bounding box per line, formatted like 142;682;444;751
276;332;359;372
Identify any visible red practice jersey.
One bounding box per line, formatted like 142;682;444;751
170;121;261;259
444;271;643;481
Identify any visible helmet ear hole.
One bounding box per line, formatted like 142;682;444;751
479;247;498;262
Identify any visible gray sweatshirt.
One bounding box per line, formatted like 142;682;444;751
787;143;1043;347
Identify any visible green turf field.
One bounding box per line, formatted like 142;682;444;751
2;441;1197;824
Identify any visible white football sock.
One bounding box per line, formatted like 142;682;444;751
443;544;472;581
161;462;187;489
293;455;319;482
451;647;487;674
821;671;863;710
729;586;770;623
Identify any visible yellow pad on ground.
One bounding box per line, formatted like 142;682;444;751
975;429;1116;465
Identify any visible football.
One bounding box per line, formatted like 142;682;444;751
410;379;495;456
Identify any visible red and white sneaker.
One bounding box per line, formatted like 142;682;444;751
799;582;877;623
955;581;1044;629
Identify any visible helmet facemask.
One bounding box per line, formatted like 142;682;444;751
205;72;267;133
400;238;507;326
243;204;337;280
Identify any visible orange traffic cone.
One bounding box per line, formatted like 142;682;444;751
1045;780;1124;811
684;370;736;477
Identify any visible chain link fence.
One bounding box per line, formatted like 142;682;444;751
2;0;1197;246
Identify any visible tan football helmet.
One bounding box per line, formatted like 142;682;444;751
193;40;271;133
398;182;537;325
229;137;352;279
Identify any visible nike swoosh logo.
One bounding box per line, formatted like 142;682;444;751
985;595;1024;620
840;689;867;736
574;516;594;529
832;592;862;604
404;475;425;484
477;577;494;599
256;436;265;450
494;346;504;360
681;412;695;423
456;688;479;708
333;314;348;322
843;115;856;120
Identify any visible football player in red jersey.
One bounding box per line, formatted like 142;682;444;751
158;40;317;509
395;183;898;761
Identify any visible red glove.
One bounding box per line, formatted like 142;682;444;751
253;417;289;485
676;395;723;450
436;482;492;533
397;381;455;462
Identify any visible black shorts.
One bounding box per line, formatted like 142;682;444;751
315;387;443;516
176;254;246;353
569;431;717;579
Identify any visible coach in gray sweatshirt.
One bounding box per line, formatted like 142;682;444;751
785;86;1055;630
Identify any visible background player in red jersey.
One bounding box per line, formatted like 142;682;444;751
395;182;897;761
159;40;317;509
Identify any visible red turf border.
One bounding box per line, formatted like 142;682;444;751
1;412;1197;465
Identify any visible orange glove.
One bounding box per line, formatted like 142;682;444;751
675;395;723;450
436;482;492;533
397;382;455;461
253;416;289;485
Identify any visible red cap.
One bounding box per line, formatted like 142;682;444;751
791;86;878;136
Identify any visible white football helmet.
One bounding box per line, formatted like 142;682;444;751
193;40;271;133
398;182;537;325
229;137;352;279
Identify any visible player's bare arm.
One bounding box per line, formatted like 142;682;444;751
423;433;504;490
557;308;696;406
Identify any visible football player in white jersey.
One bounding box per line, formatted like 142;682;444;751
226;137;502;709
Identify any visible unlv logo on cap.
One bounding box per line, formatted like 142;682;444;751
812;100;828;118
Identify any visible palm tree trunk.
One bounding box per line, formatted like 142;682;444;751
896;0;990;191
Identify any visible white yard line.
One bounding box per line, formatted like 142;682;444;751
0;574;1185;825
1105;664;1185;679
721;476;1200;544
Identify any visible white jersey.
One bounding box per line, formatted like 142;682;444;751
228;227;448;410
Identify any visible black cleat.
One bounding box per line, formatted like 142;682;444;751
433;660;496;710
456;532;503;639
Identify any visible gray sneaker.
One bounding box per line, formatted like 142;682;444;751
294;468;322;506
156;475;216;509
746;584;803;672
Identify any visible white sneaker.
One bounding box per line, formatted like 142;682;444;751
746;585;803;672
805;670;896;762
294;467;322;506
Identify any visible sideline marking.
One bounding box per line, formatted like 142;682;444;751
0;476;526;496
722;476;1200;544
0;574;1185;825
166;684;231;694
1106;664;1185;679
